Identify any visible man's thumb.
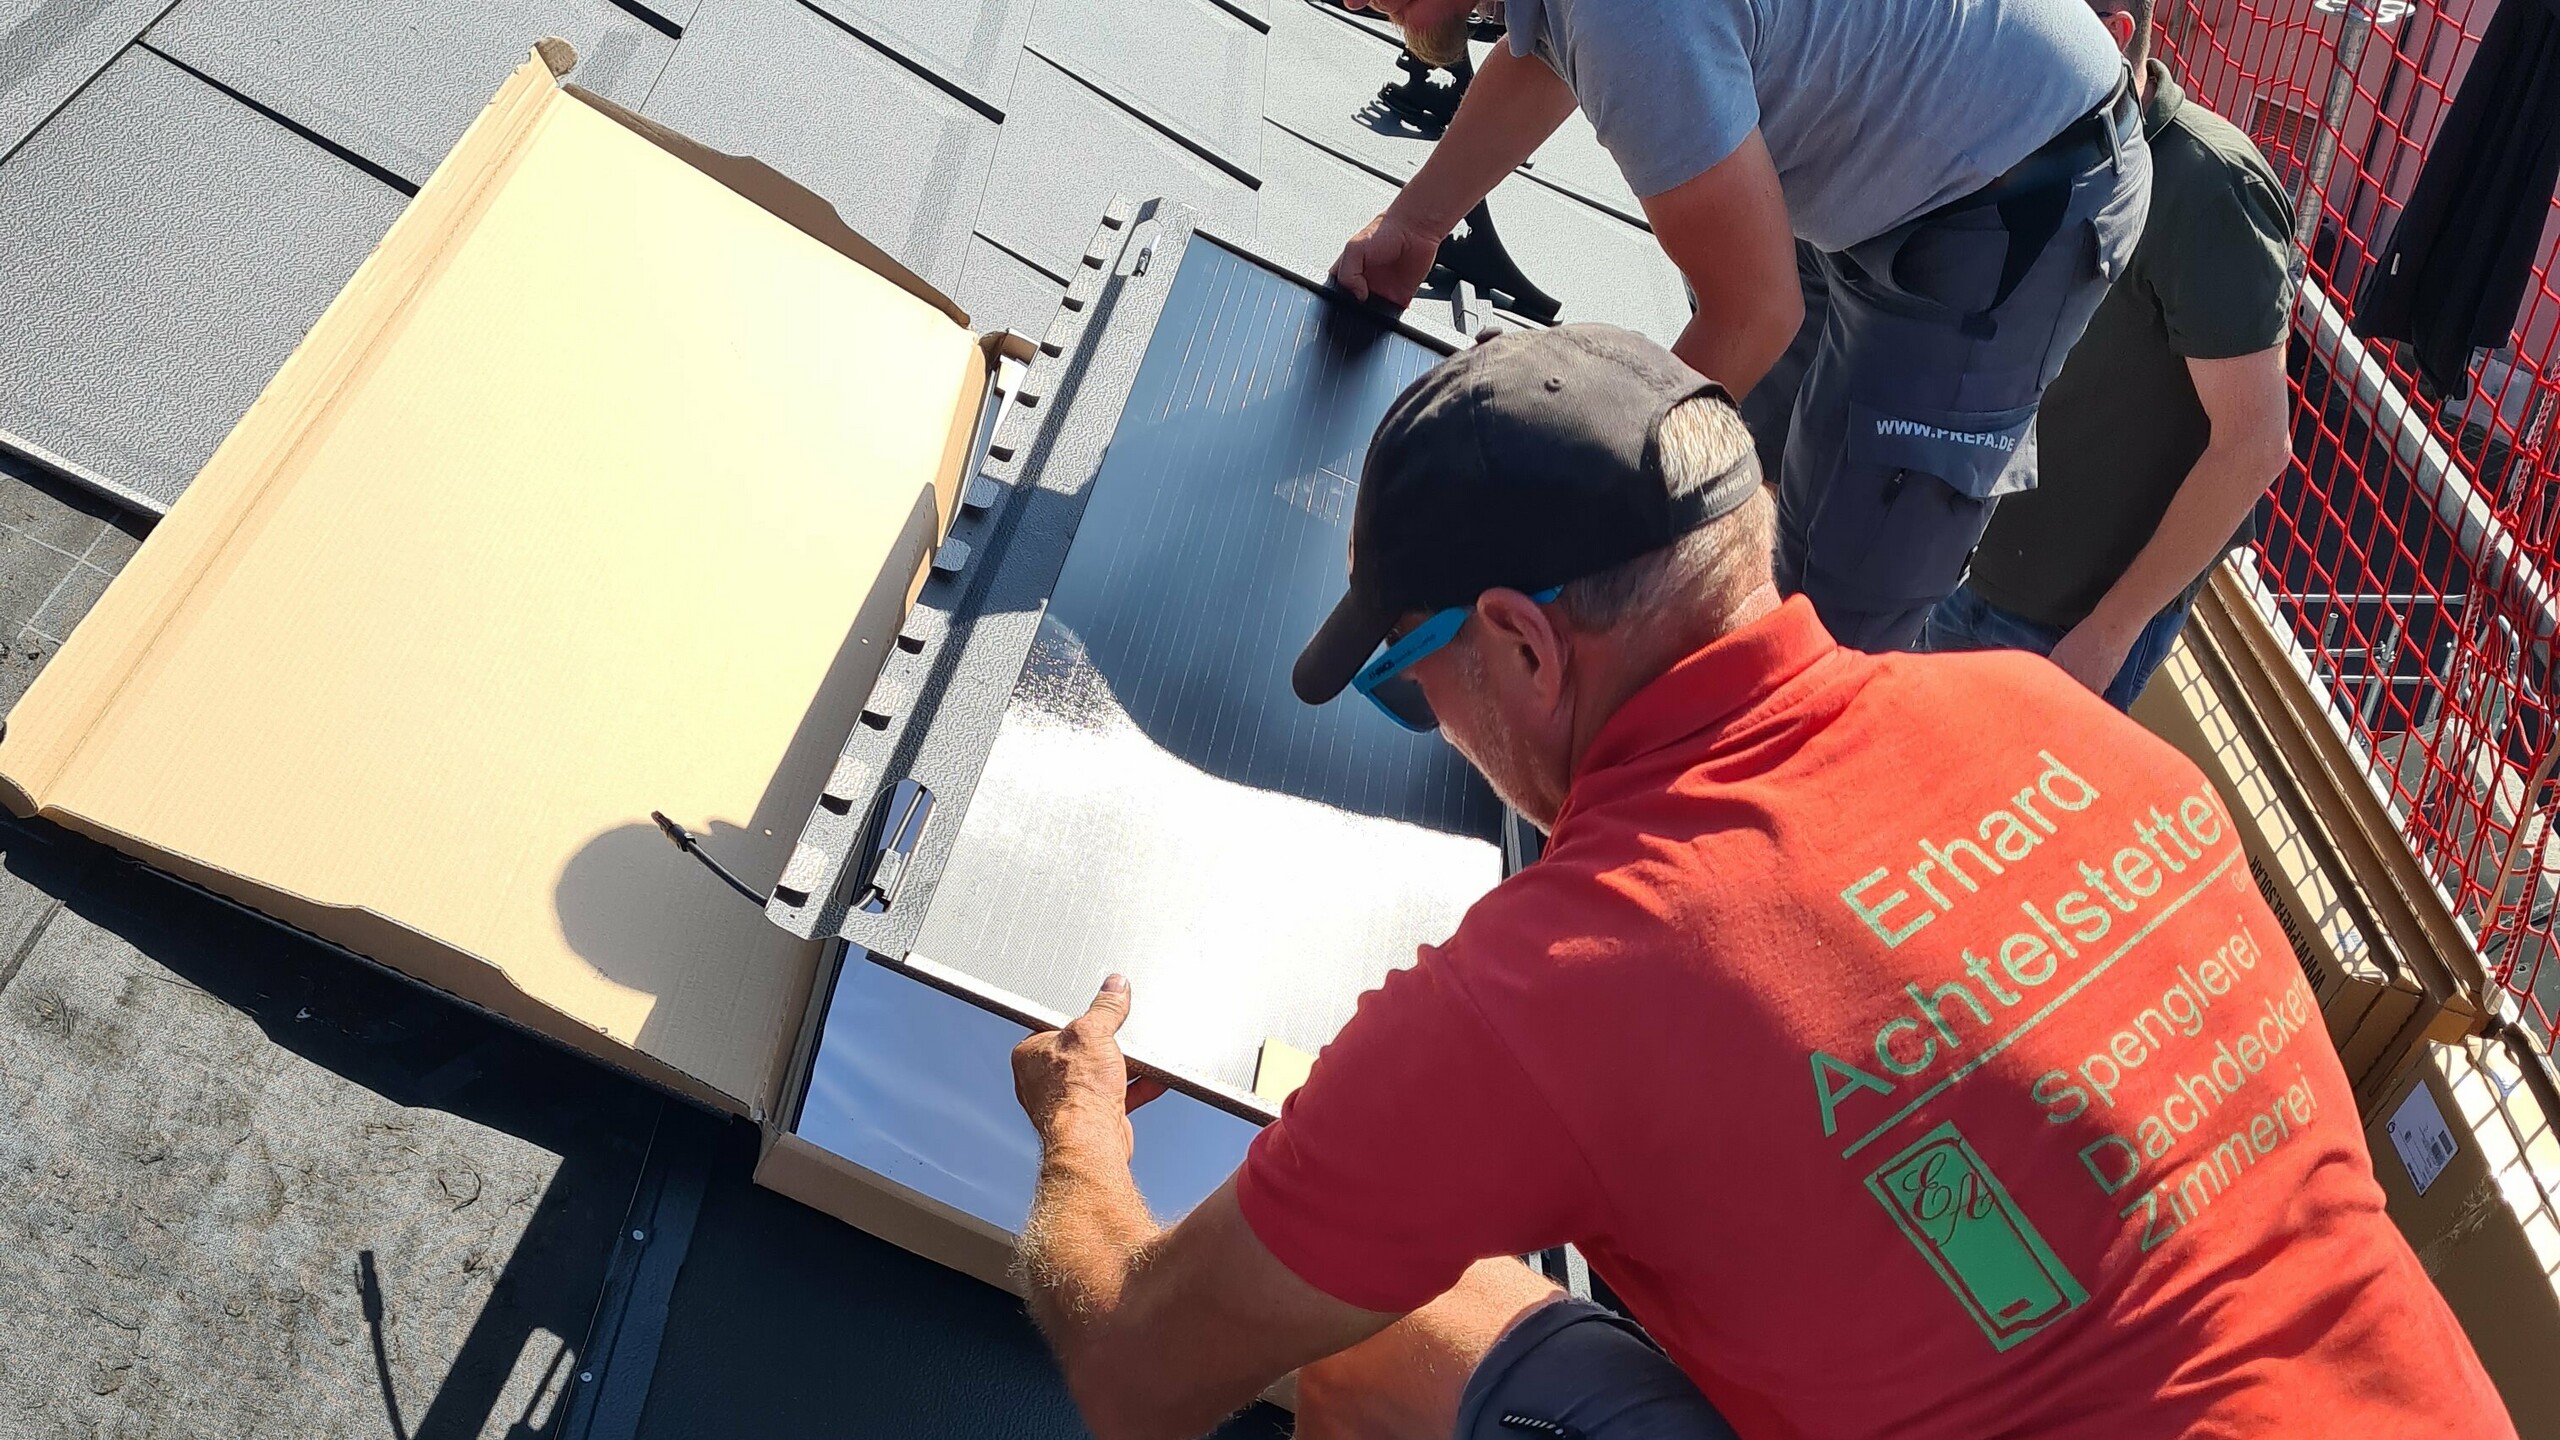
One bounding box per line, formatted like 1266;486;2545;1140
1335;246;1369;299
1083;973;1133;1033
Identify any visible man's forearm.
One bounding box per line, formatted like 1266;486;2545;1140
1388;46;1576;236
2084;437;2285;632
1639;131;1802;397
1019;1104;1162;1354
1672;292;1797;399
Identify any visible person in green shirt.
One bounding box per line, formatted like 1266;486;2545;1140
1926;0;2298;708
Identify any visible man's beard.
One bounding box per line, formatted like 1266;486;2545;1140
1402;12;1472;67
1445;645;1558;830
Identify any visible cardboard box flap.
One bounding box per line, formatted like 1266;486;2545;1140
2133;604;2432;1095
0;51;991;1117
2203;566;2490;1028
517;39;964;329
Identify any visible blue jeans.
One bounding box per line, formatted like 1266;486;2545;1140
1923;584;2193;711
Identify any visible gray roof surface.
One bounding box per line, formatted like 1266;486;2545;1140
0;2;1678;1432
0;0;1682;514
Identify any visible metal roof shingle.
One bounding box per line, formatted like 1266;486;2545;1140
144;0;674;187
975;50;1259;281
0;48;402;511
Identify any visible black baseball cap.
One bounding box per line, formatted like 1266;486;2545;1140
1292;323;1757;705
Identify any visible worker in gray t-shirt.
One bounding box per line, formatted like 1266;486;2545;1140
1337;0;2153;651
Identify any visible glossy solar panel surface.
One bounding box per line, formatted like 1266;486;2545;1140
795;956;1257;1235
908;239;1506;1097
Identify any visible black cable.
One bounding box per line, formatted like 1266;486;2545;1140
647;811;765;906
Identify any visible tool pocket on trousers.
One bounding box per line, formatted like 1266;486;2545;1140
1810;401;2039;604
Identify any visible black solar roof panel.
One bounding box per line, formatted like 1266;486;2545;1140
778;205;1505;1113
910;235;1503;1097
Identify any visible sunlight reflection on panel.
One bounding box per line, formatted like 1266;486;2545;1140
920;618;1501;1090
799;960;1259;1235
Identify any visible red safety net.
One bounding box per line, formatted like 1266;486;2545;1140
2157;0;2560;1044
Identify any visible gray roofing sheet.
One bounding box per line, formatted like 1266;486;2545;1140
625;0;703;29
953;234;1067;337
798;0;1035;112
1479;166;1689;337
1250;117;1396;283
1264;8;1644;225
0;47;402;510
643;0;998;291
1262;0;1439;183
1022;0;1266;180
975;51;1259;279
144;0;673;187
0;0;170;158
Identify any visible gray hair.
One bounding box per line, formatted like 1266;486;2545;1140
1552;395;1774;636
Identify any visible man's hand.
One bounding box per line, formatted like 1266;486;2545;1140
2060;346;2291;700
2046;613;2140;698
1334;210;1445;308
1013;974;1165;1148
1010;979;1398;1440
1331;44;1577;309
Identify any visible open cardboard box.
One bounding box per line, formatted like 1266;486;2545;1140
0;42;1029;1231
0;46;1506;1295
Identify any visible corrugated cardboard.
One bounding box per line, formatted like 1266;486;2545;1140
2198;566;2488;1042
2364;1035;2560;1436
2135;607;2431;1094
0;46;990;1119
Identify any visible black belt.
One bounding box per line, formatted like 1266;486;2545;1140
1930;70;2140;337
1939;72;2140;220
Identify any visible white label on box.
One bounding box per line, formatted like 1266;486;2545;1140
2385;1081;2460;1197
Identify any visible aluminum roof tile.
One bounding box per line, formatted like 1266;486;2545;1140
975;52;1258;281
954;235;1069;339
145;0;672;187
1024;0;1266;181
0;0;169;159
0;49;403;511
798;0;1035;114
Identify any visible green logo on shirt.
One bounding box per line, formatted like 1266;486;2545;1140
1867;1123;2086;1351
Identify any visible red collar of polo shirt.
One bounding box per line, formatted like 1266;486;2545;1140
1552;596;1839;827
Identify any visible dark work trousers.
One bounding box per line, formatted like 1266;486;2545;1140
1744;91;2152;652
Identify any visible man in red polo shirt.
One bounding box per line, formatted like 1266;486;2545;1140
1008;325;2508;1439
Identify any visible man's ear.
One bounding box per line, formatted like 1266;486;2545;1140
2103;10;2138;49
1472;589;1569;702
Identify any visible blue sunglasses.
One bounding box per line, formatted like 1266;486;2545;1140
1350;586;1564;732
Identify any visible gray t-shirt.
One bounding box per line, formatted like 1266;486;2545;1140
1507;0;2124;252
